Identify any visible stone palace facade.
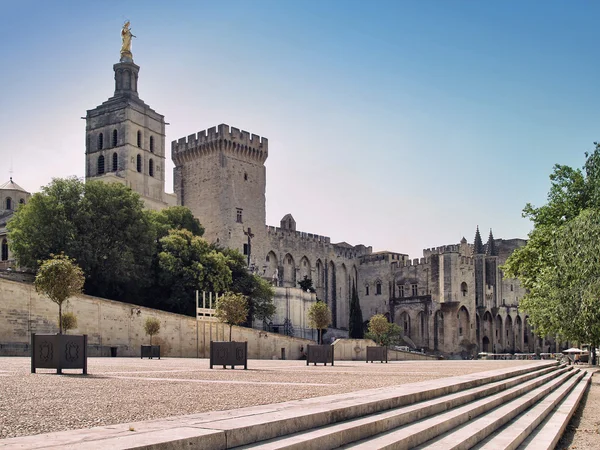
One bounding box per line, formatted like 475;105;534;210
38;33;555;357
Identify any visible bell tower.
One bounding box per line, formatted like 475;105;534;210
85;23;175;210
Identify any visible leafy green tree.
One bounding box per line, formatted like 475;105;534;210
8;178;155;301
307;300;331;344
349;282;364;338
251;276;276;324
298;276;316;293
76;181;155;300
60;311;78;334
215;292;249;341
504;144;600;363
215;246;276;325
146;206;204;240
158;229;232;315
8;177;84;270
366;314;390;346
34;254;85;334
144;317;161;345
366;314;402;346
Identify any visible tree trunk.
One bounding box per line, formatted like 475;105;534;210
150;334;152;345
229;325;232;342
58;303;63;335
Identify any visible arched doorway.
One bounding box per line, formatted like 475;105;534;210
1;239;8;261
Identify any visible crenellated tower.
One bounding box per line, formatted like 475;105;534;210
171;124;268;261
85;24;175;210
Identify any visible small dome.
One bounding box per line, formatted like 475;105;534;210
0;177;28;193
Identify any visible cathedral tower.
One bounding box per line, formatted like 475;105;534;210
171;124;268;263
85;24;175;210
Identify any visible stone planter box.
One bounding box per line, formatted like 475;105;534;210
31;333;88;374
141;345;161;359
307;344;334;366
366;346;388;363
210;341;248;369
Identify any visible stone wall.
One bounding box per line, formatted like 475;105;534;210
0;278;311;359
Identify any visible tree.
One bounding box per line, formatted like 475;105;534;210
144;317;161;345
366;314;402;346
298;276;316;293
34;254;84;334
157;229;232;315
307;300;331;344
60;312;78;334
250;275;276;324
349;282;364;338
366;314;390;346
8;178;155;301
214;292;249;341
504;144;600;363
216;246;276;325
146;206;204;240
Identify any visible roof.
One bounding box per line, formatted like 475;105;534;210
0;178;28;193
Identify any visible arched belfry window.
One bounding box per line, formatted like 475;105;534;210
149;136;154;153
112;129;118;147
1;239;8;261
112;152;118;171
98;133;104;150
137;154;142;173
97;155;105;175
137;131;142;148
149;159;154;177
5;198;12;210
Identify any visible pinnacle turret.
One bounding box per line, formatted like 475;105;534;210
474;226;485;254
486;229;497;256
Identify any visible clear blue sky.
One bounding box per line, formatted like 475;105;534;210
1;1;598;258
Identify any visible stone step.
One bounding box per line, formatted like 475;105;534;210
518;370;593;450
418;368;581;450
236;365;561;450
472;369;586;450
338;366;570;449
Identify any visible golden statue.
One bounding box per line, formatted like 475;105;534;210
120;21;135;61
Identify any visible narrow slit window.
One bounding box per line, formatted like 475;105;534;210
137;154;142;173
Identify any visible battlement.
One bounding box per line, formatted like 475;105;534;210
266;225;331;244
360;252;407;265
423;244;461;257
172;123;268;164
399;257;430;268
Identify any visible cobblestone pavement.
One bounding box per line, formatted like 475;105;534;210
0;357;594;444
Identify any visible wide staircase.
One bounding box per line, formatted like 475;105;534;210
234;362;591;450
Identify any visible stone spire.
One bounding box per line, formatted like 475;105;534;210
486;229;497;256
474;226;485;254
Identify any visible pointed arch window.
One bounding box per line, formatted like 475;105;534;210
137;130;142;148
5;197;12;210
112;129;118;147
97;155;105;175
149;136;154;153
1;238;8;261
149;159;154;177
137;154;142;173
112;152;118;171
98;133;104;150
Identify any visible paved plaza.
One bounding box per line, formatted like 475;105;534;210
0;357;533;441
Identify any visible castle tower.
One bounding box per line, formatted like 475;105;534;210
85;25;175;210
172;124;268;262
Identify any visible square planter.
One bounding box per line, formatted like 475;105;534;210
31;333;88;374
366;346;388;363
141;345;161;359
210;341;247;369
307;344;334;366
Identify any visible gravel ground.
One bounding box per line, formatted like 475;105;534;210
0;357;596;446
